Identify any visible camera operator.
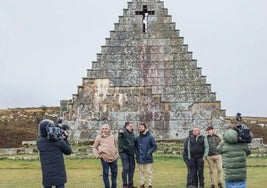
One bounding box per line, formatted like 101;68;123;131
217;124;251;188
37;119;72;188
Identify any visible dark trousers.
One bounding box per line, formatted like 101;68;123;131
189;158;204;187
44;185;64;188
184;159;192;187
119;152;135;186
101;158;118;188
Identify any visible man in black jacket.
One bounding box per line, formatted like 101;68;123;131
37;119;72;188
183;130;193;188
188;126;209;188
118;122;136;188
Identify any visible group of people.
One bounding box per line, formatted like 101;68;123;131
92;122;157;188
36;119;250;188
183;125;251;188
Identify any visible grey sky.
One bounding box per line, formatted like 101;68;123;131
0;0;266;117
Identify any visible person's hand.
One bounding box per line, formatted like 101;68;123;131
62;130;68;139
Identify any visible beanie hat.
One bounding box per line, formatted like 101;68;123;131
38;119;54;137
189;130;193;136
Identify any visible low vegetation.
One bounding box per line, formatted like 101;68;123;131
0;155;266;188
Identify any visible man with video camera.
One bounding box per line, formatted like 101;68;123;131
217;113;251;188
37;119;72;188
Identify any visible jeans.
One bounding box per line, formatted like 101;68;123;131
189;158;205;187
44;185;64;188
225;181;246;188
101;158;118;188
184;159;192;187
120;152;135;186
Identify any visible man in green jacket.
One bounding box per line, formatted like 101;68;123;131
206;126;223;188
217;125;251;188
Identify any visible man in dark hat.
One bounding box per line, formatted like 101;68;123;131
206;126;223;188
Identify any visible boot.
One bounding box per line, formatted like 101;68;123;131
140;185;145;188
122;185;128;188
218;183;223;188
148;186;152;188
210;185;215;188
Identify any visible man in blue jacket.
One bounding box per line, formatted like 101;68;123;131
37;119;72;188
135;123;157;188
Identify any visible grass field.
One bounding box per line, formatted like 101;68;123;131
0;155;266;188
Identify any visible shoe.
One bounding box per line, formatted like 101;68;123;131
210;185;215;188
148;186;152;188
140;185;145;188
218;183;223;188
122;185;128;188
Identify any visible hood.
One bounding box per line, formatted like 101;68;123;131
223;128;238;144
38;119;54;137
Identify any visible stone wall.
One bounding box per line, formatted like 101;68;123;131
61;0;229;140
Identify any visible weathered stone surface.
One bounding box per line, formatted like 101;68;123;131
61;0;229;141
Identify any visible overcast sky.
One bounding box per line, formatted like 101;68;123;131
1;0;267;117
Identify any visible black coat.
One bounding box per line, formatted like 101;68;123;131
118;128;136;155
37;137;72;186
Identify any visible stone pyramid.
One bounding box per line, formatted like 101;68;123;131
61;0;228;140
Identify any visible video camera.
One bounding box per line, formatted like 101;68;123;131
235;113;252;143
46;119;69;140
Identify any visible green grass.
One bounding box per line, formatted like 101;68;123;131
0;156;266;188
